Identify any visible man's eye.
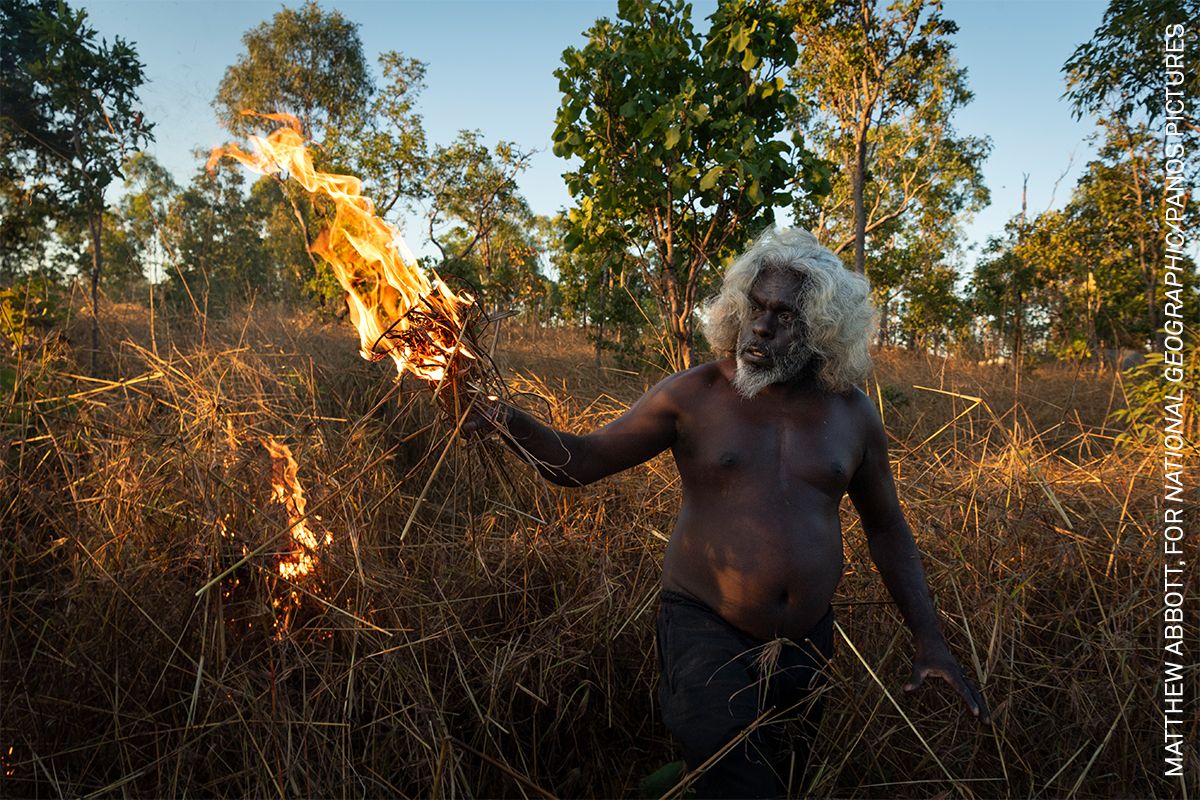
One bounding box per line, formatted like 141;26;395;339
779;312;794;324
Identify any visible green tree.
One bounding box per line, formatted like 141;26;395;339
162;165;272;320
354;52;429;217
214;2;431;312
0;175;57;279
869;234;967;351
1069;121;1200;348
0;0;153;370
1076;117;1195;345
790;0;970;275
246;175;332;305
1063;0;1200;132
118;152;179;287
990;125;1200;365
55;208;145;302
555;225;657;367
1063;0;1199;350
422;130;551;315
426;132;532;269
894;259;967;352
969;220;1047;364
214;1;370;161
554;0;827;370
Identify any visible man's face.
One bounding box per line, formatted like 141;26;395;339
732;267;814;399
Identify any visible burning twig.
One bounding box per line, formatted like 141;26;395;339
205;113;519;636
207;111;509;417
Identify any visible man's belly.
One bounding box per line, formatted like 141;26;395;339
661;501;844;641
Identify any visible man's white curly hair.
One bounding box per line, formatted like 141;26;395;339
702;226;878;393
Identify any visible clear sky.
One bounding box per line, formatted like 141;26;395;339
78;0;1111;264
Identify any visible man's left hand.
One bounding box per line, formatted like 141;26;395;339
904;637;992;724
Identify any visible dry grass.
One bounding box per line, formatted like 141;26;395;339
1;301;1194;798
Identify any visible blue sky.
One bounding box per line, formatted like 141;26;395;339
79;0;1110;264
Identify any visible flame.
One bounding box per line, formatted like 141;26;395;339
209;112;475;384
261;437;331;581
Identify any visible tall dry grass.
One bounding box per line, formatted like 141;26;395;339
1;301;1194;798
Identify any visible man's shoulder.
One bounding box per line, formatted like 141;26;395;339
840;384;880;419
840;385;889;444
805;384;882;432
663;359;733;392
638;360;731;408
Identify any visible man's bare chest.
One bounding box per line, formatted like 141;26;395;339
672;400;863;499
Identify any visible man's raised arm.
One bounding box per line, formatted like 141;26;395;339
846;390;991;724
464;373;680;487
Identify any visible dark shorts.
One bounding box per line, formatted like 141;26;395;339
656;590;834;799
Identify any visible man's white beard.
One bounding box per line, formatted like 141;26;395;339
732;343;816;400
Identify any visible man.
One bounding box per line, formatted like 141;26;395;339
465;226;989;798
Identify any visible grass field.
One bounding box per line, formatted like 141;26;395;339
1;301;1194;798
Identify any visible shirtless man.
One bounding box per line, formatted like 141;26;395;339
465;227;989;798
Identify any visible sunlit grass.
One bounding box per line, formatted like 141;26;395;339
0;301;1190;797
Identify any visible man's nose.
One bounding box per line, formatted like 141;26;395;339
751;313;774;338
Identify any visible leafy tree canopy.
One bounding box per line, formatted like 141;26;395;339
790;0;974;274
554;0;828;368
0;0;153;370
1064;0;1200;128
214;1;370;153
0;0;152;208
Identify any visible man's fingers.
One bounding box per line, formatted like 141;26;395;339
903;667;927;693
907;658;993;724
949;672;980;716
969;680;992;724
947;671;993;725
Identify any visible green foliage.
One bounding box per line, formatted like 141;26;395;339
555;225;657;365
1111;333;1200;450
427;132;530;258
790;0;982;275
0;176;57;279
162;165;273;316
215;3;428;212
214;0;370;159
118;152;179;286
789;0;989;348
0;0;153;209
0;276;63;352
1051;0;1200;365
213;2;431;313
353;52;428;215
1063;0;1200;130
425;131;554;317
971;117;1200;363
893;260;969;352
54;208;147;301
0;0;153;369
969;223;1046;364
246;175;335;307
554;0;826;369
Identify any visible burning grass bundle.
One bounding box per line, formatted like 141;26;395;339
208;111;510;427
1;303;1196;797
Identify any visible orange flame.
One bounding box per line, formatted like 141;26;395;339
209;112;474;384
261;437;331;581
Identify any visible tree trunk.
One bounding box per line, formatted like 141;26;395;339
1085;265;1099;373
665;301;693;371
594;263;609;371
663;271;693;371
89;209;103;375
852;125;868;275
877;296;890;348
